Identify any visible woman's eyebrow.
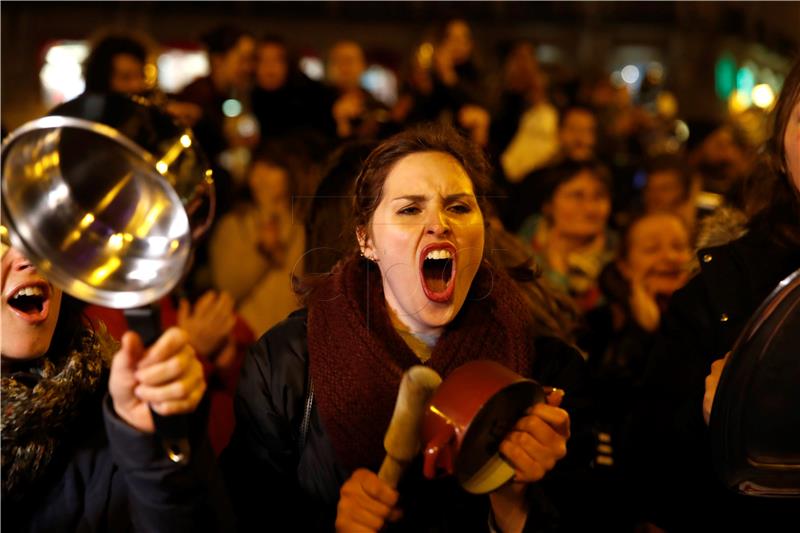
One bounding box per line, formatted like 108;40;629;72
391;195;428;202
443;193;475;201
390;193;475;202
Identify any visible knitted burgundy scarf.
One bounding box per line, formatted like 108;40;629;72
307;257;536;472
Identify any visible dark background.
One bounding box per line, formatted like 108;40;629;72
3;1;799;129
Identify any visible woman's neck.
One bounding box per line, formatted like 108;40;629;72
384;301;442;361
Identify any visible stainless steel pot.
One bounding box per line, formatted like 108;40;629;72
1;93;213;308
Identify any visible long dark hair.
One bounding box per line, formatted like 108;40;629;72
744;57;800;245
352;123;493;231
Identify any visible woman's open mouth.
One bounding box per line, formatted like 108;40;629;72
419;243;456;303
5;283;51;324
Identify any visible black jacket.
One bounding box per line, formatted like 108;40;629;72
3;390;232;533
221;310;590;532
631;226;800;531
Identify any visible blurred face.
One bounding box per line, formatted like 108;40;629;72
110;53;146;95
644;170;686;213
248;161;290;213
504;42;540;93
442;20;473;65
328;42;366;92
215;35;256;91
785;100;800;193
546;171;611;240
1;247;62;360
619;214;691;297
256;42;288;91
360;152;485;336
559;110;597;161
702;127;741;166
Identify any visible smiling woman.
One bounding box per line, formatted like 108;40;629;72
0;245;231;531
222;124;587;533
1;248;64;359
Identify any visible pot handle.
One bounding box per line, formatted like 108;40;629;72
423;424;456;479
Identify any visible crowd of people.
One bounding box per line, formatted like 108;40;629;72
2;17;798;532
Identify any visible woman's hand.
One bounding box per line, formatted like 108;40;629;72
491;389;570;533
629;272;661;332
177;290;236;360
500;388;570;483
457;104;490;147
109;327;206;433
703;353;730;425
335;468;401;532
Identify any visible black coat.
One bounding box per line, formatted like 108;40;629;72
631;226;800;531
221;310;590;532
2;387;233;533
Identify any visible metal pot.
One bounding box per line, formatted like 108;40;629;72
1;93;213;308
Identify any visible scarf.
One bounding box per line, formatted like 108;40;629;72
1;328;116;499
307;257;536;472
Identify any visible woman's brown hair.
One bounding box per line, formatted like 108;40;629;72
300;123;577;340
744;57;800;245
352;122;493;231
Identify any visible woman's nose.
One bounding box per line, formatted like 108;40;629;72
425;210;451;236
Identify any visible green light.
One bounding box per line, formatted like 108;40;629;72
222;99;242;118
736;66;755;106
715;54;736;101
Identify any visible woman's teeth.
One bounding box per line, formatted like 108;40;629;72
425;249;453;260
13;286;44;299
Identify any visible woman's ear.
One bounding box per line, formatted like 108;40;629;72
356;226;376;261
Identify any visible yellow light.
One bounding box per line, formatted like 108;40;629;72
108;233;124;250
156;161;168;174
728;90;750;114
135;201;165;238
123;233;134;242
33;162;43;176
751;83;775;110
170;239;180;251
60;230;82;251
417;42;434;69
51;153;60;167
428;404;457;425
180;134;192;148
88;256;121;285
80;213;95;228
0;225;9;258
144;63;158;87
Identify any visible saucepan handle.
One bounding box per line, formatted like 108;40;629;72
423;424;456;479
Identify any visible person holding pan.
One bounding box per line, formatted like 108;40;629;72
1;244;232;532
222;124;587;532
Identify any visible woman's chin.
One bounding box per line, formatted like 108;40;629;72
1;342;50;360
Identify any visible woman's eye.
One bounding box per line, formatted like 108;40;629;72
398;206;421;215
449;204;472;214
